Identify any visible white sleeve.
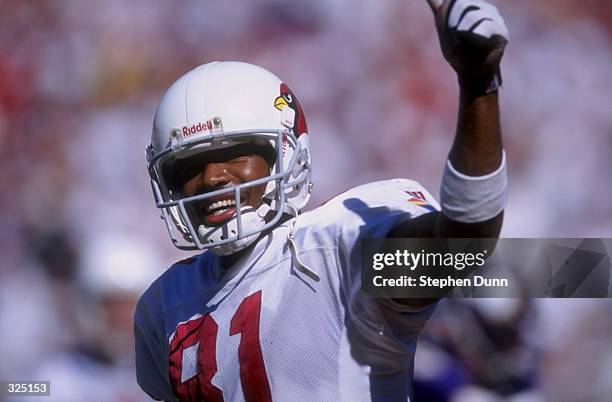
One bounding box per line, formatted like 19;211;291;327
296;178;439;261
330;180;438;364
332;179;439;278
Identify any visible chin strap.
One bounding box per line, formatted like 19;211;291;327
287;223;320;282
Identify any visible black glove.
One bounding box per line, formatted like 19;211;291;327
428;0;510;95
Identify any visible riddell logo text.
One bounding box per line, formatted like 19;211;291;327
182;121;212;137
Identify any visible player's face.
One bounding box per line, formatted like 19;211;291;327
171;144;271;227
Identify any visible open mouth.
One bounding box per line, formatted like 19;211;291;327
202;196;246;226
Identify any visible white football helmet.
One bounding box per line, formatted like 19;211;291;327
147;61;312;254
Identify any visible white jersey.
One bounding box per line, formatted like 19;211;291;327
135;179;440;402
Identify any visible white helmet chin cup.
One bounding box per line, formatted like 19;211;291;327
197;204;271;256
147;61;312;254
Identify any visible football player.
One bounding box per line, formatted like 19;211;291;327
135;0;509;400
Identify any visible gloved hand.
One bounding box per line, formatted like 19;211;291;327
427;0;510;94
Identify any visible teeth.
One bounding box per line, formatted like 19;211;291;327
207;198;236;212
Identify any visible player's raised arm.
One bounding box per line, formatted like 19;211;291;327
392;0;509;239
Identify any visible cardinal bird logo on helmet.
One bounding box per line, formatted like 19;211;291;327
274;83;308;136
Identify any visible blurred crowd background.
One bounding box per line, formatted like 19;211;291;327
0;0;611;401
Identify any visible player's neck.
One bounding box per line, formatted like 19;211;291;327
219;245;254;270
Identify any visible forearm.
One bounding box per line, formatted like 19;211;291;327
449;90;503;176
437;90;505;237
394;0;509;239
